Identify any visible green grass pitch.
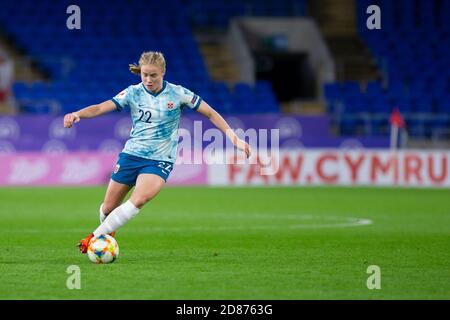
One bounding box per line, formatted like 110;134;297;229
0;186;449;299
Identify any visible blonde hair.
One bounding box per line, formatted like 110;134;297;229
129;51;166;75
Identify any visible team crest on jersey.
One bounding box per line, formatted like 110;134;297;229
167;102;174;109
114;164;120;174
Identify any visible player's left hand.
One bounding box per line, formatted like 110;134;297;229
234;138;251;158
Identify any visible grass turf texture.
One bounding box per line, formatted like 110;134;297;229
0;186;449;300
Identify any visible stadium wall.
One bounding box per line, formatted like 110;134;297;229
0;150;448;188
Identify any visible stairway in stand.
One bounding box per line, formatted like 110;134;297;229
0;31;47;114
195;29;240;86
309;0;381;83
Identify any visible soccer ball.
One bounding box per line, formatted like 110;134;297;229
87;234;119;264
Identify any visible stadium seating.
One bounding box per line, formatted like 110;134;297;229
184;0;306;28
324;0;450;139
0;0;304;115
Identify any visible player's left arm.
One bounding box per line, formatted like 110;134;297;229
196;100;251;158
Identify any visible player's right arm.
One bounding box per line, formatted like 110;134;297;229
63;100;117;128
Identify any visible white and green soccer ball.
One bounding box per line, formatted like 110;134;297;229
87;234;119;264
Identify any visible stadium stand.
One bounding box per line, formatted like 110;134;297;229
324;0;450;139
0;0;307;116
184;0;306;29
1;0;447;141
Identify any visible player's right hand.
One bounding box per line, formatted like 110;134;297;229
64;112;80;128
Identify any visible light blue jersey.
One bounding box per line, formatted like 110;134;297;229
111;81;202;162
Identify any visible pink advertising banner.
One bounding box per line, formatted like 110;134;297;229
0;153;207;186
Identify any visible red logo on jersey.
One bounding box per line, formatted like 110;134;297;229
167;102;174;109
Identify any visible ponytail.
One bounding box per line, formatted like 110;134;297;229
129;51;166;75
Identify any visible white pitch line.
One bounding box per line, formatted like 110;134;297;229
133;217;373;232
3;216;373;233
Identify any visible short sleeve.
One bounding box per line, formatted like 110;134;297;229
111;86;132;111
179;86;202;111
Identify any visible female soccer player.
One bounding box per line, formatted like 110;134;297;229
63;51;251;253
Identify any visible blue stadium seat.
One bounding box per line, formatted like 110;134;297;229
392;97;413;115
370;96;392;114
324;82;341;101
414;97;434;113
343;96;367;114
364;81;383;98
436;97;450;113
342;81;361;98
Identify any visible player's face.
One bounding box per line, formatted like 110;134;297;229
141;64;165;93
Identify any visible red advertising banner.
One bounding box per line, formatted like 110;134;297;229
207;150;450;187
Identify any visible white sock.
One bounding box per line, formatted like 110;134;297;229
99;203;107;223
93;200;140;237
